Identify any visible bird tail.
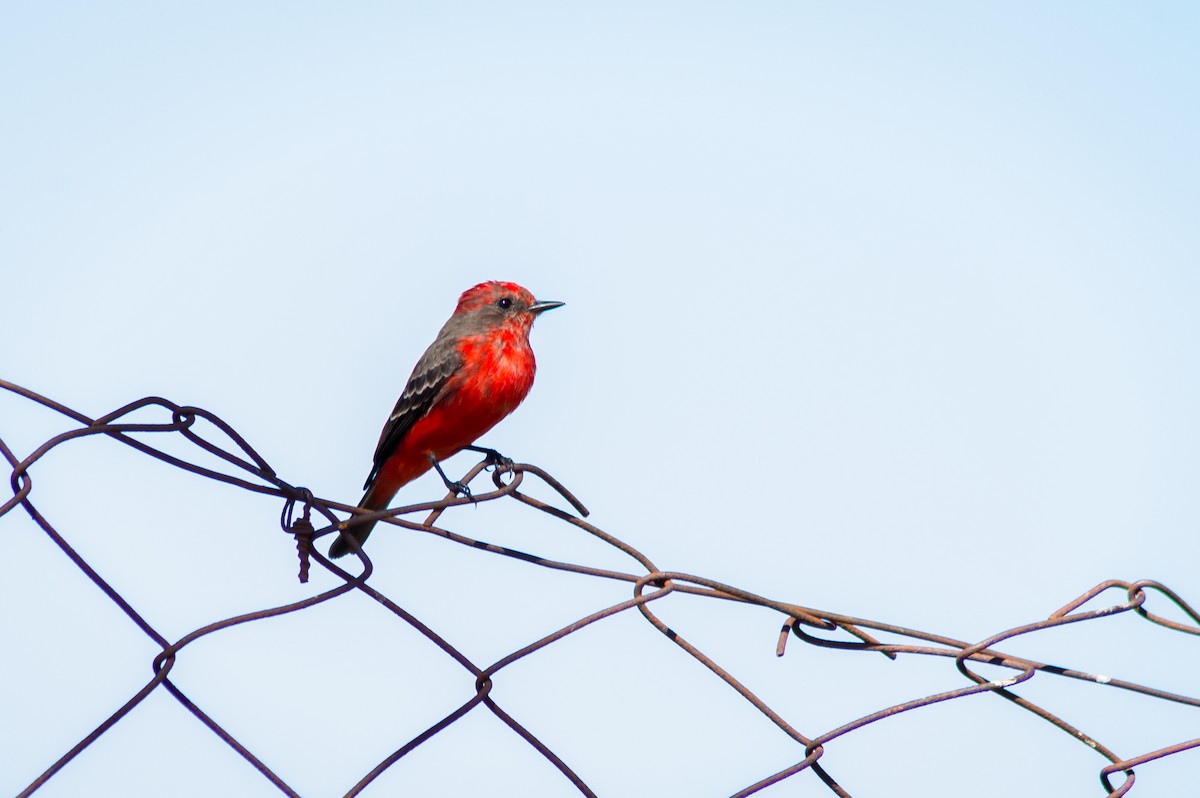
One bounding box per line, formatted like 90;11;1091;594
328;486;385;559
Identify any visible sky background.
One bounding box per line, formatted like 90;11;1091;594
2;3;1198;797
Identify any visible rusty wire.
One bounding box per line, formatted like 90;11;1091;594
2;377;1197;797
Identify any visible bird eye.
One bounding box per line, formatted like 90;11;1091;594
497;297;513;310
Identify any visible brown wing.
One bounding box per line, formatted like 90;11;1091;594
363;338;463;491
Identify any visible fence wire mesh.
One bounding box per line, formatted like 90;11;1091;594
2;378;1198;797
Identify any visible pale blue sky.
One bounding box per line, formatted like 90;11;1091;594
3;4;1198;797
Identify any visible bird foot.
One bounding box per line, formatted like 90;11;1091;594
429;455;475;500
466;445;515;473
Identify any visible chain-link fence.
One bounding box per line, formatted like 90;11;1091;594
3;378;1197;797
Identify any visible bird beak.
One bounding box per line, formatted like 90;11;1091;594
529;300;565;315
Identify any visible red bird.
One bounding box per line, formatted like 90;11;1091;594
329;281;563;558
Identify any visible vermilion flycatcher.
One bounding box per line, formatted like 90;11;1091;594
329;280;563;558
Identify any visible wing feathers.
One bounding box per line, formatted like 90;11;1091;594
363;344;463;491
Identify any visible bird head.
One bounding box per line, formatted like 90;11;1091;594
454;281;564;333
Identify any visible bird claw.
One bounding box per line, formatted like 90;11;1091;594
486;453;515;473
450;480;473;500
